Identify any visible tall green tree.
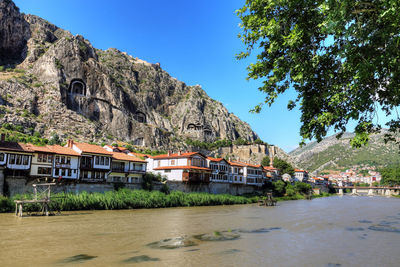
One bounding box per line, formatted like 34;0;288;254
273;157;294;176
261;156;270;166
237;0;400;147
381;165;400;186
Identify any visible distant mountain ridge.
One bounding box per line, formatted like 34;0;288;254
289;130;400;173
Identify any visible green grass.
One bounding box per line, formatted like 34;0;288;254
0;189;259;213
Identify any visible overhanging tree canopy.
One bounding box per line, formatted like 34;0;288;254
237;0;400;147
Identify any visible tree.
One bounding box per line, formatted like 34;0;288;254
237;1;400;147
261;156;270;167
48;132;61;145
272;180;286;196
381;165;400;186
273;157;294;176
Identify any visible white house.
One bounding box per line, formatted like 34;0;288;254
0;139;33;177
51;145;80;180
228;161;245;184
66;140;113;182
148;151;211;183
107;151;147;184
207;157;230;183
294;169;309;182
26;144;54;178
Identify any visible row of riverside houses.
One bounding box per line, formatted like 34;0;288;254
146;151;281;186
0;136;147;184
0;133;288;188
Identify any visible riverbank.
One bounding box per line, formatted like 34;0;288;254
0;189;259;213
0;189;335;213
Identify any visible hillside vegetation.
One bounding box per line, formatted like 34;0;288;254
289;130;400;173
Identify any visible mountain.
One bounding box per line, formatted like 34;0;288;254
0;0;258;150
289;130;400;173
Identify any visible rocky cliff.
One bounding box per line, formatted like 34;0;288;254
289;130;400;173
0;0;258;149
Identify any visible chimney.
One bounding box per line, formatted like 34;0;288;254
178;150;182;156
0;133;5;142
168;150;171;156
67;139;74;148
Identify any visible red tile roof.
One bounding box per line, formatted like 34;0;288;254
229;161;262;168
153;166;211;171
25;144;54;153
0;141;34;152
207;157;228;163
150;152;203;159
112;152;147;163
72;142;113;155
50;145;81;156
263;166;278;171
229;161;246;167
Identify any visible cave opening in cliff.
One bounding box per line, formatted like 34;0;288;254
204;129;212;136
68;79;86;96
133;137;144;146
187;124;196;130
135;112;146;123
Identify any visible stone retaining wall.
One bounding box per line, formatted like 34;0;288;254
3;176;262;196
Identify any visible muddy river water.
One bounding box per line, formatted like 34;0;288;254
1;195;400;266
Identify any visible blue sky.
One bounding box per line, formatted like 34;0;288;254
14;0;384;152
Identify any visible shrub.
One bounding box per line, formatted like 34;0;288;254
293;182;312;195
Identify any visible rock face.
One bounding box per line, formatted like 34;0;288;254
0;0;258;149
0;0;30;64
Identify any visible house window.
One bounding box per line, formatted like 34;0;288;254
171;159;175;166
9;154;15;164
38;167;51;175
165;170;171;173
67;157;71;164
0;153;4;161
95;156;99;165
100;157;104;165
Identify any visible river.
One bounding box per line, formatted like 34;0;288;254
1;195;400;266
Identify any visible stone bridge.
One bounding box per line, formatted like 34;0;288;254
334;186;400;196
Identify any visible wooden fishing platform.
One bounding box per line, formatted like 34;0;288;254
14;183;55;217
259;192;277;206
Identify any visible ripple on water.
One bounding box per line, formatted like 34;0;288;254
345;227;365;232
368;225;400;233
218;249;241;255
358;220;373;223
122;255;160;263
237;227;281;233
61;254;97;263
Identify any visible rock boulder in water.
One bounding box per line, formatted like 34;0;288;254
147;236;197;249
